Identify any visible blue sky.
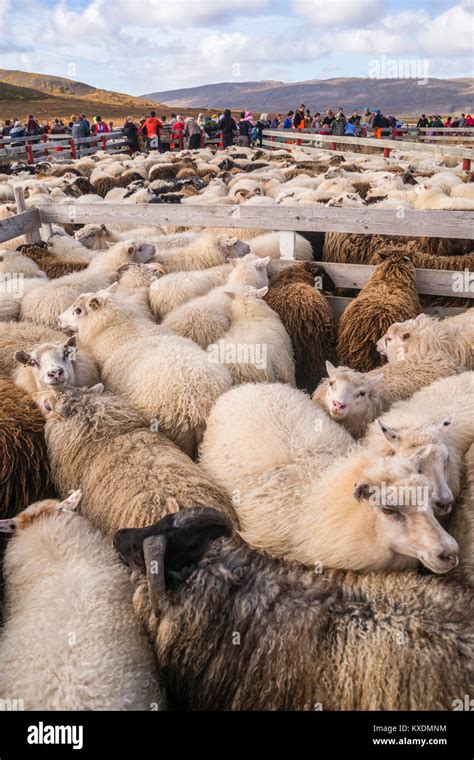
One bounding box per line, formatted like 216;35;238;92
0;0;472;94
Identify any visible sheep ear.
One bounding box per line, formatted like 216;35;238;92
325;360;337;377
14;350;31;366
100;224;106;231
353;483;372;501
105;282;119;294
401;332;410;341
376;419;399;445
57;489;82;513
86;296;102;311
0;517;17;534
369;373;384;385
415;313;428;322
105;241;113;249
64;336;77;348
228;258;240;267
33;390;58;417
146;262;166;274
89;383;104;394
227;237;238;245
255;286;269;298
223;290;237;299
409;444;433;463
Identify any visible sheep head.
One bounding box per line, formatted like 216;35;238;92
15;337;78;390
353;456;459;574
0;491;82;534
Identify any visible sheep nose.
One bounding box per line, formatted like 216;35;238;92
434;499;454;515
332;401;346;410
48;368;64;379
437;552;458;567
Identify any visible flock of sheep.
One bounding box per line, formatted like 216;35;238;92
0;142;473;712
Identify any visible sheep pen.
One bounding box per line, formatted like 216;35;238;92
0;142;472;717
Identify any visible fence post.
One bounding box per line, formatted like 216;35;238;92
383;147;391;158
219;131;223;149
279;231;296;260
69;138;76;160
330;141;336;150
178;133;183;151
12;186;42;244
101;136;107;152
26;142;34;165
200;130;205;148
462;158;471;171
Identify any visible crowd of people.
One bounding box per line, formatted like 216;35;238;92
1;106;473;154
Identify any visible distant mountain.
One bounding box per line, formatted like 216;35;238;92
142;77;474;115
0;82;51;102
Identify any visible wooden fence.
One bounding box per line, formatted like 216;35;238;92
0;130;129;165
1;193;471;318
262;128;474;169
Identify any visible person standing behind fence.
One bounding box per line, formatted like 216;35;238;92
185;116;201;149
322;109;334;127
26;114;40;136
140;111;162;150
271;113;281;128
237;111;253;147
1;119;12;137
311;112;321;129
92;116;109;135
253;113;270;147
331;111;346;136
197;113;205;129
293;105;305;129
81;115;91;136
218;109;237;148
71;115;86;140
123;116;139;153
282;111;294;128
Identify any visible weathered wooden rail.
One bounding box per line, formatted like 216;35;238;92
0;130;129;165
0;198;472;317
262;128;474;169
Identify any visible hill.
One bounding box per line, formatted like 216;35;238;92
142;77;474;116
0;69;213;124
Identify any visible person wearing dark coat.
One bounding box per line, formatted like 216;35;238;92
123;116;140;153
218;109;237;148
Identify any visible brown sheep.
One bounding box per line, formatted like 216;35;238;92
16;244;88;279
265;262;337;393
63;176;96;197
337;254;421;372
92;176;120;198
115;507;474;711
0;379;54;517
323;232;473;265
35;385;234;538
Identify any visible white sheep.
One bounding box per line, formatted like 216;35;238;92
13;336;99;395
211;286;295;385
149;264;231;321
199;382;459;573
249;231;313;261
152;233;250;272
162;255;270;348
378;312;474;369
0;251;48;322
0;491;163;710
46;232;94;263
58;288;232;457
20;240;156;328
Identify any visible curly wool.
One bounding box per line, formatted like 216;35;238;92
129;520;474;710
265;262;337;392
42;387;233;536
323;232;473;265
337;255;421;371
0;380;54;516
0;507;162;710
17;244;88;278
448;443;474;586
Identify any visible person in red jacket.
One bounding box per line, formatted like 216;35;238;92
91;116;109;135
140;110;163;149
465;114;474;127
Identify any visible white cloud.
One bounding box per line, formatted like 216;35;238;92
292;0;387;27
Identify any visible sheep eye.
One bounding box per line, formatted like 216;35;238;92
358;391;366;398
329;381;335;388
386;337;392;342
73;307;82;316
382;506;395;515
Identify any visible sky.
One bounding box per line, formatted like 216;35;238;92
0;0;473;95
